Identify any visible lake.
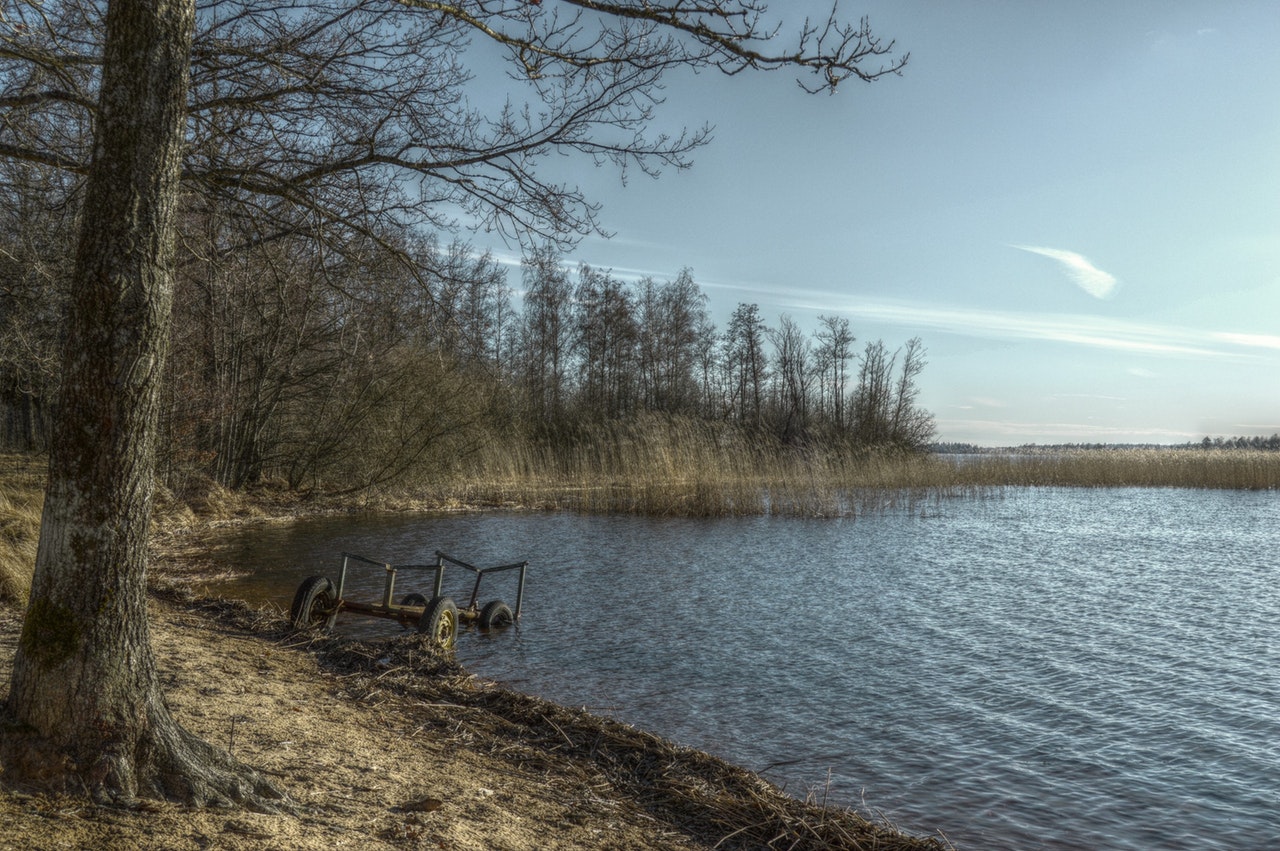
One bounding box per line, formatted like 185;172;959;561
209;487;1280;850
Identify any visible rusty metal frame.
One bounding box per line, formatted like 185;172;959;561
329;550;526;626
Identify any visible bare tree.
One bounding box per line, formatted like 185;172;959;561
813;314;855;433
3;0;907;252
769;314;812;442
851;338;894;445
889;336;935;449
573;264;638;420
1;0;906;807
724;302;769;426
636;269;708;414
850;337;934;450
0;153;80;450
694;312;721;419
519;243;574;423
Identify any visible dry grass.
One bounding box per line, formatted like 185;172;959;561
0;453;44;606
447;421;1280;516
5;441;1278;605
234;594;951;851
935;447;1280;490
0;588;951;850
444;418;956;517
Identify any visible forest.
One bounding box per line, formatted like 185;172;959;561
0;1;933;500
0;219;936;496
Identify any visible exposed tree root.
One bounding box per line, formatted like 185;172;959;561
1;700;288;813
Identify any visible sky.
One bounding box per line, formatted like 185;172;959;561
497;2;1280;447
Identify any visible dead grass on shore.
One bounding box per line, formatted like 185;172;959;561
284;600;947;851
5;441;1273;848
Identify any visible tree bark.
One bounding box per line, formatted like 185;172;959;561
2;0;281;808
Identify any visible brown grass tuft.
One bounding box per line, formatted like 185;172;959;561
0;453;45;606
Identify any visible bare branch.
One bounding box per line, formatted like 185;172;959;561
3;0;905;251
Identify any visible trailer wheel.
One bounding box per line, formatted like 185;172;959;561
400;592;427;607
479;599;514;630
418;595;458;649
290;575;338;631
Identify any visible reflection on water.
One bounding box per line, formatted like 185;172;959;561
211;488;1280;851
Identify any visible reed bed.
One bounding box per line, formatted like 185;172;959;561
448;418;973;518
4;441;1277;601
451;420;1280;518
940;448;1280;491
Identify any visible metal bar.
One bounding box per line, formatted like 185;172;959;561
336;553;350;600
479;562;527;574
435;550;478;571
514;562;527;621
342;600;411;622
340;551;387;568
336;550;526;625
382;563;396;608
438;551;525;575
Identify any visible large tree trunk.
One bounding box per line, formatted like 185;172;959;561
2;0;280;808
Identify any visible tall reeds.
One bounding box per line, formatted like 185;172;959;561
3;440;1276;603
936;448;1280;490
448;416;969;517
449;422;1280;516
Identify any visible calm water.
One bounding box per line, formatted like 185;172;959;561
210;488;1280;850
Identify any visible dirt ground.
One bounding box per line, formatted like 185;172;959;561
0;549;948;851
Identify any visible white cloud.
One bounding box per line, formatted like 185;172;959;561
775;291;1280;361
934;417;1204;445
1013;245;1118;299
1213;331;1280;351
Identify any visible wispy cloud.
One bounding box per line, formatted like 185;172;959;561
1013;245;1118;299
489;249;692;287
1212;331;1280;351
778;293;1280;361
487;248;1274;365
935;417;1205;444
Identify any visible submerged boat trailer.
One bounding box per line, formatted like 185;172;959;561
289;550;527;649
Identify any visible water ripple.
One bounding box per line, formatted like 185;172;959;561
213;488;1280;851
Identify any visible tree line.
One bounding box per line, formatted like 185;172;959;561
2;221;935;492
0;0;914;810
0;0;926;498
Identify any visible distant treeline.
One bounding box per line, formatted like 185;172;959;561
934;436;1280;454
1;216;934;494
1190;435;1280;451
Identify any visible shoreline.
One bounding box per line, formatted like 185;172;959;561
0;507;951;851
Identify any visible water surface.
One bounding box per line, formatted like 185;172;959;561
211;488;1280;850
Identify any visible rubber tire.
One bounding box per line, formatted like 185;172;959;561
479;599;514;630
417;595;458;649
400;592;428;607
290;575;338;631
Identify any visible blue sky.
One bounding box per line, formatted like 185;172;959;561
501;2;1280;446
